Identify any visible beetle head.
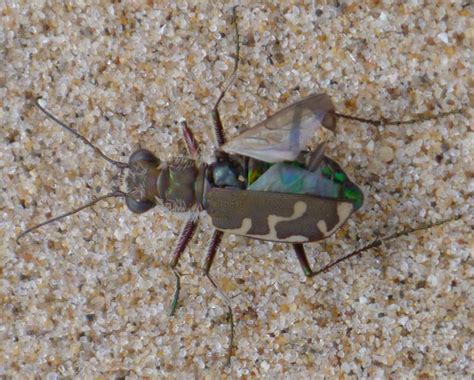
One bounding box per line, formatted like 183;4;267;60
124;149;161;214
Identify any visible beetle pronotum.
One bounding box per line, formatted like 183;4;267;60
17;8;463;365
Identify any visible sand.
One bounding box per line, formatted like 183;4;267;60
1;1;472;378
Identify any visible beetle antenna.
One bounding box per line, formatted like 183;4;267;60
34;98;129;169
334;108;462;127
310;214;463;276
16;191;126;243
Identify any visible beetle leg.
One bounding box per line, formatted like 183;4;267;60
212;94;229;148
202;229;223;274
293;243;314;277
180;121;200;159
334;109;462;127
212;6;240;148
308;214;462;277
306;142;327;171
169;215;199;316
202;230;234;365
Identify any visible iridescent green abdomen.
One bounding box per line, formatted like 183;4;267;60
247;156;364;210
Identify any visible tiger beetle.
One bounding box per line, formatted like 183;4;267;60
17;8;463;365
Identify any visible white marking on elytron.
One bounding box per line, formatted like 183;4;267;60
219;201;308;239
317;202;354;237
262;201;308;242
217;200;355;243
277;234;308;243
224;200;309;243
224;217;253;235
316;220;329;236
337;202;353;225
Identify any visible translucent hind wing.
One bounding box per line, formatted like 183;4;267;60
220;93;336;163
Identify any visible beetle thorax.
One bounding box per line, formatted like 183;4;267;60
155;158;201;211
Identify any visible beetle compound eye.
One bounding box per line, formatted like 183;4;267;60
129;149;161;166
125;196;156;214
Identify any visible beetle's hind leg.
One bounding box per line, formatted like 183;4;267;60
334;109;462;128
306;142;327;171
203;230;235;366
293;244;316;277
293;215;462;278
212;6;240;148
168;216;199;316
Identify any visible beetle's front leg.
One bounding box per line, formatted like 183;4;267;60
294;215;463;278
202;229;235;366
180;121;199;159
169;215;199;316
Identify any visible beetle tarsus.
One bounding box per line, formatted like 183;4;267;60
168;216;199;315
169;269;181;317
309;214;463;277
205;271;235;367
202;230;234;365
334;108;462;127
211;6;240;148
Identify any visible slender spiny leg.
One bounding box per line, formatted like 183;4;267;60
293;244;314;277
309;214;462;277
203;229;223;274
334;108;462;128
181;121;199;159
306;142;327;171
203;229;234;366
212;6;240;148
169;216;199;316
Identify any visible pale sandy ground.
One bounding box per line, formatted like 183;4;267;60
1;1;473;378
